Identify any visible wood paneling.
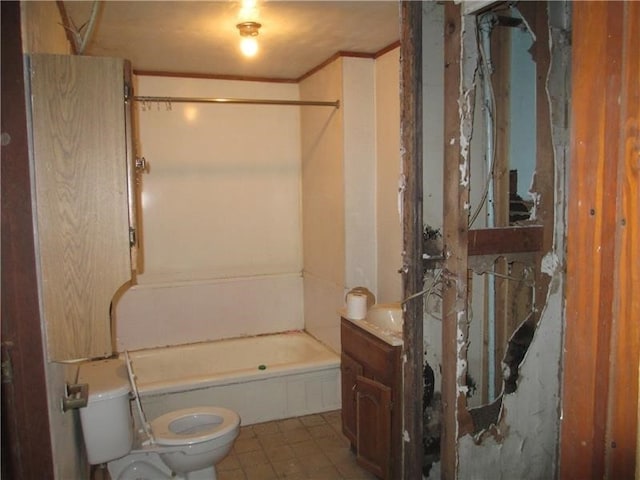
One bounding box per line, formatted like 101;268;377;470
30;54;132;360
560;2;640;478
608;3;640;477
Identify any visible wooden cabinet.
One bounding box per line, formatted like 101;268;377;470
341;318;401;479
29;54;137;361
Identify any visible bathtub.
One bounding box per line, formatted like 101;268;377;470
124;331;341;425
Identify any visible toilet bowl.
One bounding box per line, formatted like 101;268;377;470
152;406;240;474
77;357;240;480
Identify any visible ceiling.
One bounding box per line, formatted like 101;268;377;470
62;1;401;81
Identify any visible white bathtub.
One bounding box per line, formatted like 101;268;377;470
124;331;341;425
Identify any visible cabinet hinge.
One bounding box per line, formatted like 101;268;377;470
129;227;137;247
1;356;13;384
124;82;132;102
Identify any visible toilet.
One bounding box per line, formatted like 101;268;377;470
77;356;240;480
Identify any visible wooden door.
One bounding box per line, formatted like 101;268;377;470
356;375;392;479
29;54;133;360
1;3;54;478
341;352;362;444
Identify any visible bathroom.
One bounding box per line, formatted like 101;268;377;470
6;1;404;479
6;1;637;479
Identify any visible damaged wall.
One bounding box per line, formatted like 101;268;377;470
456;2;570;479
422;1;571;478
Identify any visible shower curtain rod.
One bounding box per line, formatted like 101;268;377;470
133;95;340;108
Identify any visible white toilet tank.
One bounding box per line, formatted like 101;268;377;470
77;358;133;465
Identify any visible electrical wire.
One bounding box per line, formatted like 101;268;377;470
468;18;498;228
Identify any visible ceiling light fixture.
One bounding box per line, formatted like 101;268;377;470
236;21;261;58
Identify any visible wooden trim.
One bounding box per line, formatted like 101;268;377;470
400;3;423;479
297;49;389;82
468;226;544;256
375;41;401;59
1;2;55;478
136;43;400;84
296;51;349;82
560;2;639;478
133;69;298;83
441;4;463;479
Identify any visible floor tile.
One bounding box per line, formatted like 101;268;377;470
243;462;278;480
298;414;326;427
238;449;270;468
234;436;263;454
92;410;376;480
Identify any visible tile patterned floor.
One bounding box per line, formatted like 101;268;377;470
91;410;377;480
218;410;378;480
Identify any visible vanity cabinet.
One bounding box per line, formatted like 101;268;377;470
341;317;401;480
29;54;138;361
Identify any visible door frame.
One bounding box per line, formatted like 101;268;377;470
1;2;55;478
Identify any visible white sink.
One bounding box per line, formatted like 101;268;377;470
365;303;403;333
341;303;403;346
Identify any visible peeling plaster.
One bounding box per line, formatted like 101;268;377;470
541;251;559;276
529;191;541;221
459;160;470;187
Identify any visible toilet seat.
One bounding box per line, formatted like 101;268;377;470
150;406;240;446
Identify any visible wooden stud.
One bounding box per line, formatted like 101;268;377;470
442;3;463;479
400;3;423;478
468;226;543;256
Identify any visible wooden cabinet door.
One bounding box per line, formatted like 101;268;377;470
356;375;392;479
29;54;132;360
341;352;362;444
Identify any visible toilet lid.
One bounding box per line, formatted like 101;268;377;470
150;406;240;446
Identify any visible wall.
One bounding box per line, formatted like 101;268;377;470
301;54;395;352
343;58;377;296
117;54;401;353
115;76;303;350
376;47;403;303
21;3;86;479
300;59;346;352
